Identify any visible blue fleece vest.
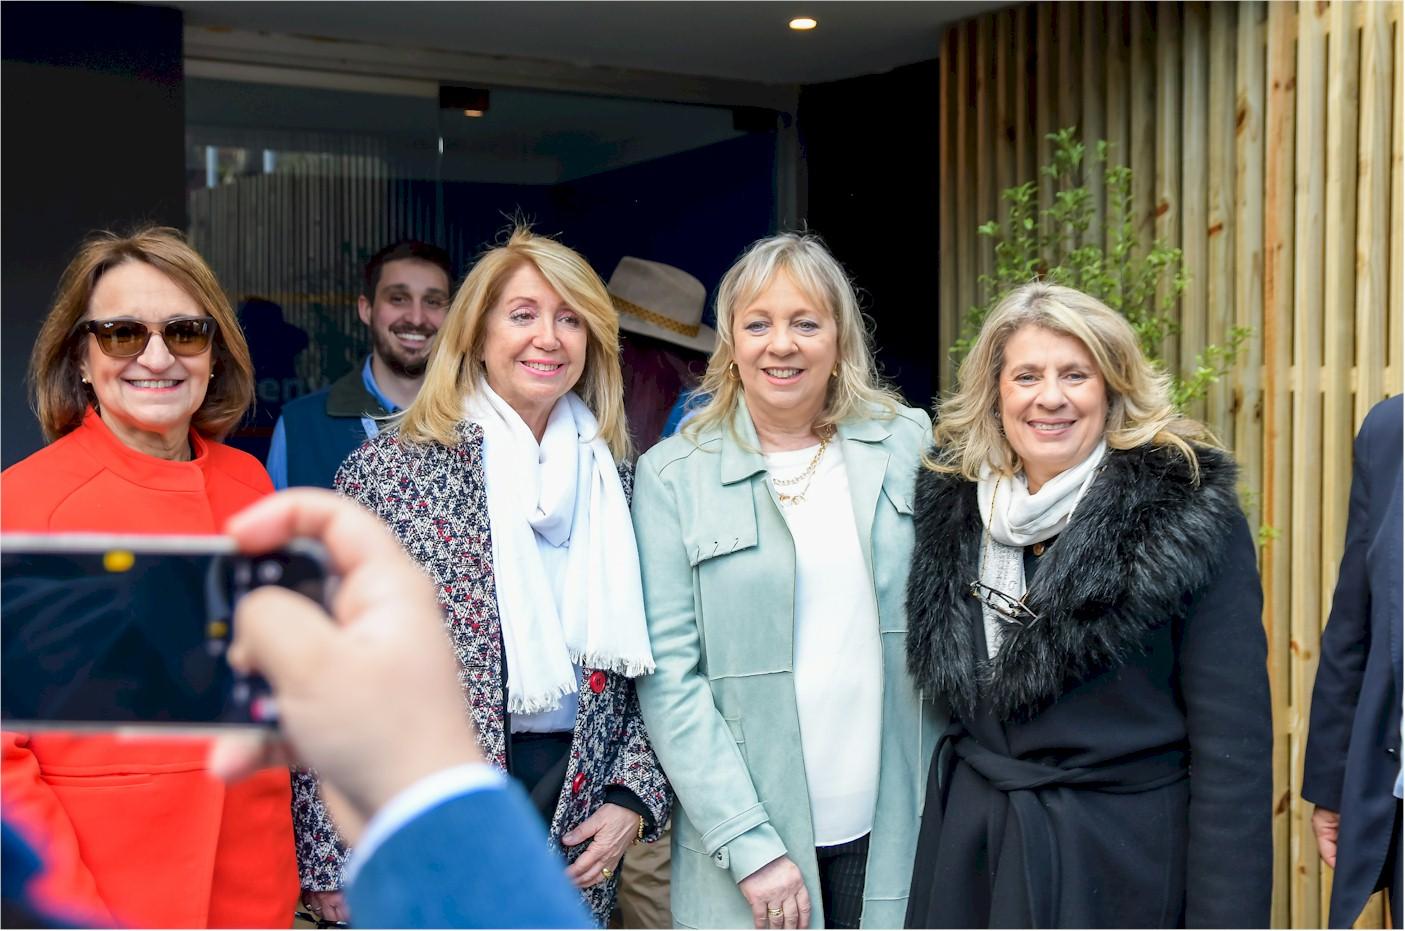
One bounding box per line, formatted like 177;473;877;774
279;368;391;490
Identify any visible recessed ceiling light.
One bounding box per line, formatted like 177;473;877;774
789;16;817;30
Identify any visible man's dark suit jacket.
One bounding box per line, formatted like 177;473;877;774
346;781;591;929
1304;394;1403;927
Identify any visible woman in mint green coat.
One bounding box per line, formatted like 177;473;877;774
632;233;943;930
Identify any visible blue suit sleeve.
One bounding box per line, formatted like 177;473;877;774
1302;414;1378;811
265;417;290;491
345;783;591;929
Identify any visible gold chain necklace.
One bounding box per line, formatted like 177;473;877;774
770;427;835;507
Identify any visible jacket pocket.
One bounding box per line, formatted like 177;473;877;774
693;542;793;679
723;714;746;762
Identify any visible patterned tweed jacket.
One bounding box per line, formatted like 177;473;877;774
291;421;672;925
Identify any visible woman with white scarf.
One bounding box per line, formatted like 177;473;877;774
904;282;1272;928
292;228;671;926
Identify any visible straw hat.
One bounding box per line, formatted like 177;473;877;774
607;257;717;354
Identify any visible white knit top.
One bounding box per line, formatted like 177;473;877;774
765;441;883;846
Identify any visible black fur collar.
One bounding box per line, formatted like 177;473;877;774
905;444;1240;721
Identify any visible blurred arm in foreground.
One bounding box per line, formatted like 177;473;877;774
210;488;590;929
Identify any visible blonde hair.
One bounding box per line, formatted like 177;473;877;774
30;226;254;442
683;232;902;442
396;227;631;460
926;280;1214;480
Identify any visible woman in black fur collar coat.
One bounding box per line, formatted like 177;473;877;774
904;282;1272;929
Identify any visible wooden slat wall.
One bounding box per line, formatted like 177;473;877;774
934;3;1402;927
188;142;415;386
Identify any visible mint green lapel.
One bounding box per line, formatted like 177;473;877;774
719;395;768;485
837;416;893;577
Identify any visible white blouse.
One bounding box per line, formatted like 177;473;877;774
765;441;883;846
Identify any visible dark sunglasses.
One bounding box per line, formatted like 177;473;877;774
968;580;1041;628
77;316;217;358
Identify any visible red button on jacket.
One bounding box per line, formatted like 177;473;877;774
587;670;607;694
571;772;587;794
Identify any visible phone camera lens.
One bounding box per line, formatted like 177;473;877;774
256;560;283;584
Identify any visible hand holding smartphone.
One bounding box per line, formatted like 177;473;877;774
1;534;330;732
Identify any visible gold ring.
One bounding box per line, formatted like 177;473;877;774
601;866;614;880
768;907;784;918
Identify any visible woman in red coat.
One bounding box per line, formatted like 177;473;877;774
1;228;298;927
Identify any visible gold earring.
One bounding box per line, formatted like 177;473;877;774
831;364;839;379
727;362;739;380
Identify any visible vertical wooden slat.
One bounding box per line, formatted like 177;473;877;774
955;21;975;332
1156;2;1183;374
1263;8;1297;926
305;164;316;372
1235;1;1266;538
237;165;248;306
294;166;305;374
1130;2;1158;253
1105;1;1131;173
1056;2;1079;262
1320;0;1362;694
1013;5;1034;189
1205;1;1237;442
975;14;996;306
1081;3;1105;247
1355;1;1390;419
1057;2;1079;133
1335;11;1381;915
256;173;268;313
939;24;959;391
1290;0;1329;922
994;9;1016;232
956;21;978;367
1036;2;1056;249
281;167;291;384
1180;2;1210;422
1057;0;1080;218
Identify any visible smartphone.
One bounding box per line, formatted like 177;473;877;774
1;533;330;732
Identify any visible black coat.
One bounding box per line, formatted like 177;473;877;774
904;444;1273;928
1303;395;1404;927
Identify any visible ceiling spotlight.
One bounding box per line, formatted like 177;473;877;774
789;16;817;30
462;109;485;118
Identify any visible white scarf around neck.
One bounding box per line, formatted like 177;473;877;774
465;381;654;714
975;440;1107;658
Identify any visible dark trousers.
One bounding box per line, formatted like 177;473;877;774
508;730;572;822
816;834;869;929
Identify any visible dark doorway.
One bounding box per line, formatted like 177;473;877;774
800;59;942;411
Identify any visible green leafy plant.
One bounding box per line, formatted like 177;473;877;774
957;127;1249;408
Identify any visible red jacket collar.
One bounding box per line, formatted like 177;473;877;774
71;407;211;492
